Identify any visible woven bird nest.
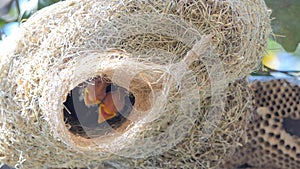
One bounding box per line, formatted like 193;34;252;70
0;0;270;168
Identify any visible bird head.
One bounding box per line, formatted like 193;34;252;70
98;88;127;124
84;78;108;106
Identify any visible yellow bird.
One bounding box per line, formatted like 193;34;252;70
83;78;108;105
83;77;127;124
98;88;127;124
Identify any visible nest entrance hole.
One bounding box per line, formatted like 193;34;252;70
63;76;135;139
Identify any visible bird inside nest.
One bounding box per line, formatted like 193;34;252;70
83;76;134;124
63;76;135;138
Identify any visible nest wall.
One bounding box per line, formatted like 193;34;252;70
0;0;271;168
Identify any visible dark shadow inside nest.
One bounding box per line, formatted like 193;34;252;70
63;82;135;139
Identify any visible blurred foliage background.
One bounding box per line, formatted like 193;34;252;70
0;0;62;40
265;0;300;52
261;0;300;79
0;0;300;78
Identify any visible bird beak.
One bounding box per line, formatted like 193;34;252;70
98;103;117;123
84;87;101;105
97;89;127;124
84;78;107;106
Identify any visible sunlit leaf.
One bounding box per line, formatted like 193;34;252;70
18;0;38;20
294;44;300;57
267;38;284;52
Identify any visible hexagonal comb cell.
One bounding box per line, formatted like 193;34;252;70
220;79;300;169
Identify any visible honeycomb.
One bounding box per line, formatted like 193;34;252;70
220;79;300;169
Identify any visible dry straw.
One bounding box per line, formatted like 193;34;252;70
0;0;270;168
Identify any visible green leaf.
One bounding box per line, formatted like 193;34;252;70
267;38;284;52
294;44;300;57
0;1;18;22
18;0;38;20
0;19;7;29
265;0;300;52
0;0;14;18
38;0;62;10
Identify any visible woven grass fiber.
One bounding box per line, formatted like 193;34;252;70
0;0;270;168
